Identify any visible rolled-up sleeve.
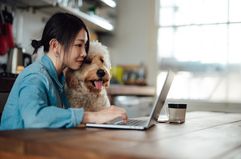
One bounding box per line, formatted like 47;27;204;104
18;74;84;128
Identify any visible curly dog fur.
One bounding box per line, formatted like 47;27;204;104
65;41;111;111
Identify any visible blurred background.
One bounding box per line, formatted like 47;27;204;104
0;0;241;118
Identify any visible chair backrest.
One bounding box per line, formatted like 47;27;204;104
0;93;9;121
0;72;17;120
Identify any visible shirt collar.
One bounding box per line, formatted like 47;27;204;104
40;55;65;92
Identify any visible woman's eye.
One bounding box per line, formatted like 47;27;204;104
75;44;83;47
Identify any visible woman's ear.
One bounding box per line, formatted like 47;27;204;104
49;39;60;56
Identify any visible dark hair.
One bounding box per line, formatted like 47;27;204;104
31;12;90;55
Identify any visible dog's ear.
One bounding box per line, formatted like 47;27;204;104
67;76;79;89
65;70;79;89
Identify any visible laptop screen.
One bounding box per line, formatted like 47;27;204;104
148;71;175;122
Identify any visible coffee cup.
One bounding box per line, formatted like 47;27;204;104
168;103;187;124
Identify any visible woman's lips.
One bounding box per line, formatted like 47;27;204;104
76;60;83;64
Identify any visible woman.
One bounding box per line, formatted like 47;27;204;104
0;12;128;130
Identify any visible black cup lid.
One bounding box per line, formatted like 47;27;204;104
168;103;187;109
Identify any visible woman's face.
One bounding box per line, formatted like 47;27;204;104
64;29;88;70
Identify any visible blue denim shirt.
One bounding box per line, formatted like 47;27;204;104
0;55;84;130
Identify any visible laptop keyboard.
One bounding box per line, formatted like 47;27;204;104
115;119;147;126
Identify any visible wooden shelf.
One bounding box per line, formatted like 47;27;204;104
2;0;114;32
90;0;116;8
49;4;114;32
107;85;156;96
99;0;116;8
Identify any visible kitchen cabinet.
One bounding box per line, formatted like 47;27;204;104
1;0;116;33
107;84;156;117
107;84;155;97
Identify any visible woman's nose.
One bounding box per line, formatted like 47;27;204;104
81;49;87;57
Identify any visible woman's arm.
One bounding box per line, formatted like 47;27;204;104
18;74;83;128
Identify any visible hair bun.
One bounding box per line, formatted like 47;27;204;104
31;40;42;54
31;40;42;48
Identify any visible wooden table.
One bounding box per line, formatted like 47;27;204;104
0;111;241;159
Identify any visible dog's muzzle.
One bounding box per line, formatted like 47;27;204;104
94;69;106;90
96;69;105;78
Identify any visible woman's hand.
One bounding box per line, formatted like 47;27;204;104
82;105;128;124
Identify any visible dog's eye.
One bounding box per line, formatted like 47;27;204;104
84;58;92;64
100;58;104;63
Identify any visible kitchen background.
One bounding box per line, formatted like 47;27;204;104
0;0;241;118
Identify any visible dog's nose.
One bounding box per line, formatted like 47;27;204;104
97;69;105;78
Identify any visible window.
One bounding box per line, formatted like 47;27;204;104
158;0;241;103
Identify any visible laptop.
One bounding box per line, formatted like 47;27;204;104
86;71;175;130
